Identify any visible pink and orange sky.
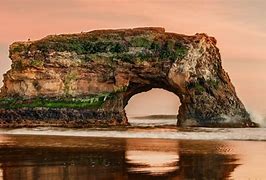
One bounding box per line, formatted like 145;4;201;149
0;0;266;115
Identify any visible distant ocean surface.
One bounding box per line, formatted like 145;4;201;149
0;116;265;179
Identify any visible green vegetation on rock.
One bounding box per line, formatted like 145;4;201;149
158;40;187;61
130;36;152;48
207;79;219;89
11;43;29;53
35;38;129;55
114;85;128;93
187;79;220;93
187;81;205;93
194;82;205;92
11;33;188;63
0;93;113;109
30;59;44;68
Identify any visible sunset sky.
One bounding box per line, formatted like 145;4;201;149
0;0;266;116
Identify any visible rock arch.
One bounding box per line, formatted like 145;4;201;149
0;27;256;127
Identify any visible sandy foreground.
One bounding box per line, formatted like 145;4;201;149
0;127;265;179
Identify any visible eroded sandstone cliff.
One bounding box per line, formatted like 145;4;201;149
0;27;256;127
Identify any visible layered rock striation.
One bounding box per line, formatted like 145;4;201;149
0;27;256;127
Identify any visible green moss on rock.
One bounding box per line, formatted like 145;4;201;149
186;81;205;93
30;59;44;68
207;79;219;89
16;30;188;64
130;36;152;48
194;83;205;93
10;43;29;54
0;93;113;109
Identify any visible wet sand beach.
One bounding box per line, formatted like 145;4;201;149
0;125;265;179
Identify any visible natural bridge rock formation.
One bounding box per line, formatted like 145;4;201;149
0;27;256;127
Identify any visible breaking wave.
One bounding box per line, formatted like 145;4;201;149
249;111;266;127
0;126;265;141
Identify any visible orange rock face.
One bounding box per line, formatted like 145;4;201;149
0;27;257;127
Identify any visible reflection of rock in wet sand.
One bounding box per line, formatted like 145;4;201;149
125;139;239;179
178;140;239;180
0;136;238;179
0;147;126;180
0;136;128;179
126;139;179;175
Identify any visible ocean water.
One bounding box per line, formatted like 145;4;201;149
0;117;265;179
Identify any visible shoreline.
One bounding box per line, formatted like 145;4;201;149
0;126;265;141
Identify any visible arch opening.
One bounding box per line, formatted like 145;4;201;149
125;88;181;127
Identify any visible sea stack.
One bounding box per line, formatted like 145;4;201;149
0;27;256;127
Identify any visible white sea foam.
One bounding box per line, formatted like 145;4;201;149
249;110;266;127
0;127;265;141
129;118;176;127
